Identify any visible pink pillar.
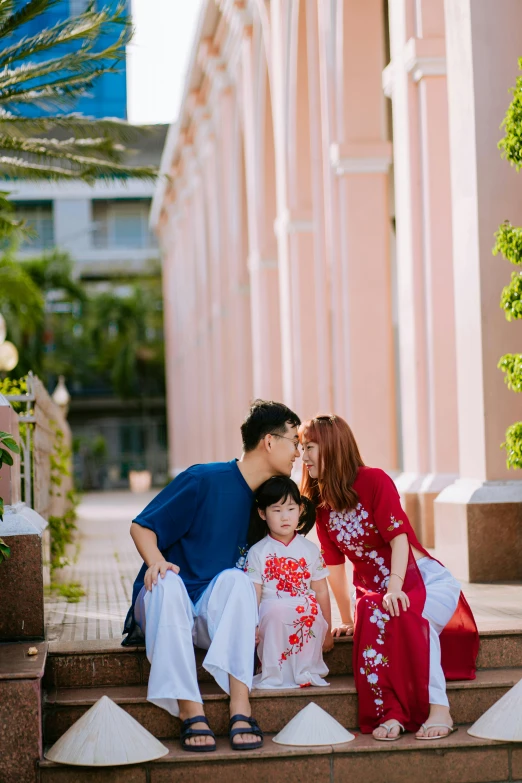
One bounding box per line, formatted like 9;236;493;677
270;0;324;419
435;0;522;580
217;89;253;455
386;0;458;542
331;0;396;472
241;27;283;402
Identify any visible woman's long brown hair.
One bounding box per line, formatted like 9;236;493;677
299;415;365;512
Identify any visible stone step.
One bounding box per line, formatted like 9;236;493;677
39;729;522;783
43;668;522;746
43;629;522;690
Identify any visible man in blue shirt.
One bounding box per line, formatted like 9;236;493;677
126;400;301;752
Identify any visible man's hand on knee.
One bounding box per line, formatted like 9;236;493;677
145;560;180;591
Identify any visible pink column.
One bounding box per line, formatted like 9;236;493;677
270;0;324;419
241;26;283;402
329;0;397;472
216;88;254;455
434;0;522;581
386;0;458;541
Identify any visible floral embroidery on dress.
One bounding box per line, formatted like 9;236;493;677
387;515;403;533
263;554;311;597
279;594;319;667
236;545;248;570
257;553;319;668
327;505;390;591
360;604;390;717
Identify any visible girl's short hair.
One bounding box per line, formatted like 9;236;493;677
247;476;316;547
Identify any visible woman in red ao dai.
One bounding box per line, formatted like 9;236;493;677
299;415;479;741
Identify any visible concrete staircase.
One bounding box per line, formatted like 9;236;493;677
39;631;522;782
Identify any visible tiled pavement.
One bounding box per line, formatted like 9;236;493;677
45;490;522;642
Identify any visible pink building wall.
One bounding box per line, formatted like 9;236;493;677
152;0;522;580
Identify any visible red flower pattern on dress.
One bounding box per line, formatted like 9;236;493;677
261;551;323;667
278;594;319;667
263;554;311;598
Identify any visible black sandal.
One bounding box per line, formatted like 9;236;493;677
229;713;264;751
180;715;216;753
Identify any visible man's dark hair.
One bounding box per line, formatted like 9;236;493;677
240;399;301;452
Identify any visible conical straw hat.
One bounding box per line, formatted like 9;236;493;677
273;702;355;746
45;695;169;766
468;678;522;741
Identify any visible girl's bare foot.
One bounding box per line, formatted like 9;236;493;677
416;704;453;739
373;720;402;740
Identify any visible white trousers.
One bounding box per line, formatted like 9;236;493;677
417;557;461;707
135;568;258;717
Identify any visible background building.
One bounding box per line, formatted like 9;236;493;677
151;0;522;584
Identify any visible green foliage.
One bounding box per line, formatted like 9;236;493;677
0;429;21;563
0;0;157;184
493;221;522;266
501;422;522;469
498;354;522;393
495;58;522;468
500;271;522;321
499;58;522;170
48;422;80;571
1;253;165;399
49;580;85;603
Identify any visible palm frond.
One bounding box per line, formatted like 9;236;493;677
0;3;129;67
0;155;157;183
0;67;120;110
0;113;153;143
0;33;127;93
0;134;126;163
0;0;61;39
0;190;30;241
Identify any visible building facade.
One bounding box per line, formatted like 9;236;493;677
151;0;522;582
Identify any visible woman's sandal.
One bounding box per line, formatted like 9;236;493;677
180;715;216;753
229;713;264;751
373;721;405;742
416;723;458;741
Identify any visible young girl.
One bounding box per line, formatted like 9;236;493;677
300;414;479;741
243;476;333;689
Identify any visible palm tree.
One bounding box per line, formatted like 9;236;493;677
0;0;157;183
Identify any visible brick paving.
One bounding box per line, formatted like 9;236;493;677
45;490;522;642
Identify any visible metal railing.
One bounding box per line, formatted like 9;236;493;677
3;372;72;519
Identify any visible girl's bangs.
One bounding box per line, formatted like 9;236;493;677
256;476;301;509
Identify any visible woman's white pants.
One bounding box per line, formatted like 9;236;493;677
134;568;258;717
417;557;461;707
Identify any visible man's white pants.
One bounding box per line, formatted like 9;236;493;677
418;557;461;707
134;568;258;717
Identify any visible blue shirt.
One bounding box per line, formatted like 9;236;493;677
128;459;253;614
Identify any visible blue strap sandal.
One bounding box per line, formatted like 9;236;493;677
180;715;216;753
229;713;264;751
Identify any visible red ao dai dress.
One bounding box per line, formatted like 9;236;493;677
244;533;331;689
315;466;479;733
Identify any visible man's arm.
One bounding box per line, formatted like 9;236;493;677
130;523;180;591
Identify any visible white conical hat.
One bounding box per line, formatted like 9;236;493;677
45;695;169;766
468;678;522;741
273;702;355;746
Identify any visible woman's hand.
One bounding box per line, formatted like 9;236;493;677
332;622;354;637
383;590;410;617
322;630;335;653
144;560;180;591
